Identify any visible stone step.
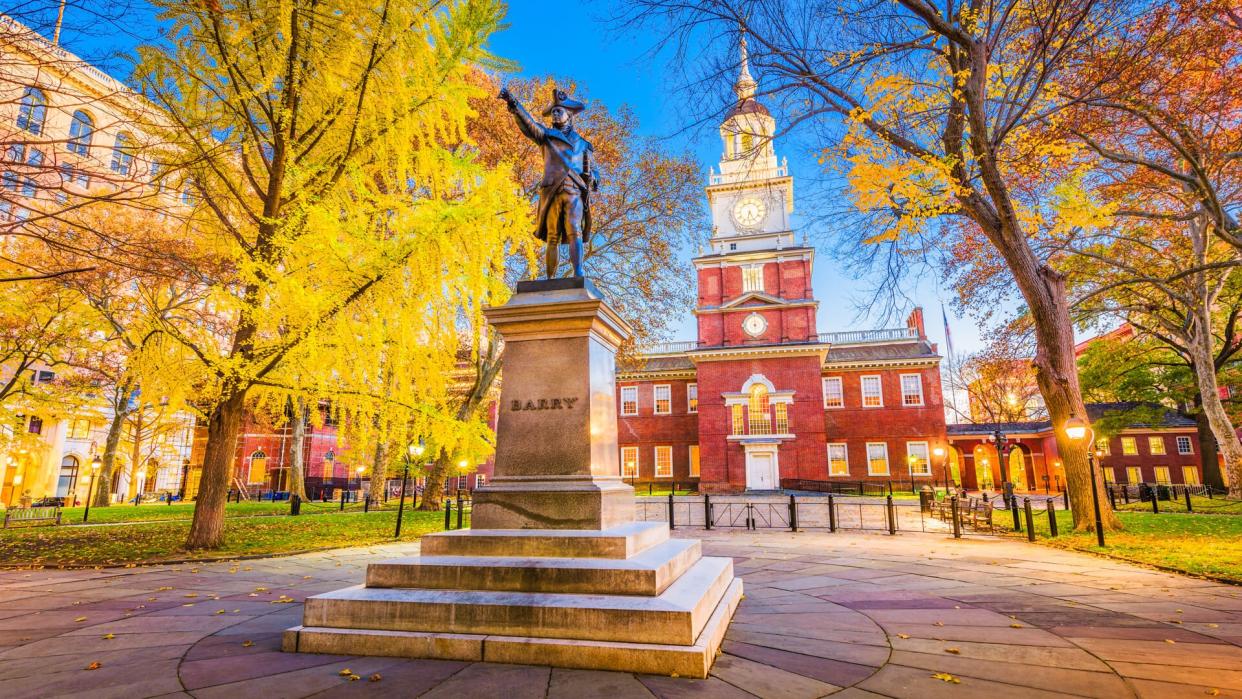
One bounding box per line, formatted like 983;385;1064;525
284;577;744;679
366;538;701;596
300;555;735;646
419;520;668;559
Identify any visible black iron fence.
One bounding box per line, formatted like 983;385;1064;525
637;493;941;534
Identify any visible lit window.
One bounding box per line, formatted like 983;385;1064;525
1096;438;1111;456
774;402;789;433
742;265;763;293
907;441;931;476
16;86;46;135
827;443;849;476
861;375;883;407
748;384;771;434
1154;467;1170;485
900;374;924;406
111;133;134;175
654;384;672;415
654;446;673;478
69;419;91;439
621;446;638;478
1176;436;1193;455
68;111;93;156
866;442;890;476
1148;436;1166;455
1126;466;1141;484
1121;437;1138;455
248;450;267;484
620;386;638;416
730;404;744;435
823;377;843;408
689;445;700;477
1182;466;1199;486
1103;468;1116;483
687;383;698;413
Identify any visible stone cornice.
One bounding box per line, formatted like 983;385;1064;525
616;369;697;381
694;300;818;315
822;357;941;371
688;343;831;363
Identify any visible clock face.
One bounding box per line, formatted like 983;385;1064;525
732;197;767;228
743;312;767;337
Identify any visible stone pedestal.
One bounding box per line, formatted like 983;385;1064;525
284;279;741;678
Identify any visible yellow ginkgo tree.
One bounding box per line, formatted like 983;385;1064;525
132;0;530;549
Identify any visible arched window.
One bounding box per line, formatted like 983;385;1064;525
16;87;46;134
67;111;93;156
748;384;771;435
56;455;79;497
741;133;754;154
247;449;267;484
110;133;134;175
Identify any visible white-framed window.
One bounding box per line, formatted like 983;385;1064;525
1121;437;1138;455
620;386;638;416
774;402;789;433
900;374;924;407
1176;435;1193;455
689;445;700;477
827;443;850;476
866;442;890;476
1103;467;1116;484
68;110;93;156
1148;436;1166;455
747;384;772;434
111;133;134;175
1154;466;1171;485
687;383;698;413
621;446;638;478
1126;466;1142;483
861;375;883;408
907;441;931;476
1182;466;1199;486
654;384;672;415
730;404;744;435
1096;438;1111;456
742;265;764;293
823;377;844;408
654;446;673;478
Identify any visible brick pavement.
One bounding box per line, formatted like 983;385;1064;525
1;530;1240;698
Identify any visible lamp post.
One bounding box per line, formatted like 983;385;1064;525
83;455;101;523
395;440;424;538
933;446;947;491
354;466;365;502
993;428;1012;505
1065;416;1106;547
456;459;469;496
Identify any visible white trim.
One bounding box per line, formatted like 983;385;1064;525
823;376;844;409
1176;435;1194;455
687;383;698;413
620;386;638;416
620;446;638;478
654;446;673;478
906;441;931;476
861;375;883;408
653;384;672;415
866;442;890;476
827;443;850;477
899;373;924;407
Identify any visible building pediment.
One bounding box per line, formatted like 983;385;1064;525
721;291;785;309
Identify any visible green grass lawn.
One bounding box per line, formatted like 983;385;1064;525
55;497;428;524
1113;494;1242;516
0;508;458;567
1003;507;1242;584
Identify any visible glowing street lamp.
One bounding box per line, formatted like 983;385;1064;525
933;446;947;489
1064;416;1106;547
83;455;102;523
395;440;425;538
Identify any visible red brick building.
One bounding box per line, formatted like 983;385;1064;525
615;50;948;493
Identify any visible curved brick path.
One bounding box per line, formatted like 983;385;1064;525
1;530;1240;698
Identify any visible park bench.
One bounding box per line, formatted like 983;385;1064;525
967;500;994;533
3;506;61;528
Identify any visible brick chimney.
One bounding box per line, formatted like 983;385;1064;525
907;307;926;340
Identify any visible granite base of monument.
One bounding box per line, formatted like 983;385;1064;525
283;281;741;678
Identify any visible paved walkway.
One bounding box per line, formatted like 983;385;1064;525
1;530;1241;698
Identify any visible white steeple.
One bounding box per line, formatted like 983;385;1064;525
734;35;757;101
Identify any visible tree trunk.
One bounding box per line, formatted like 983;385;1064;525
1187;325;1242;498
185;389;246;549
125;411;144;503
1192;396;1226;491
287;397;308;500
93;405;127;507
418;451;450;511
369;433;389;505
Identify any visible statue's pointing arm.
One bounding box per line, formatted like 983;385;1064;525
498;88;545;144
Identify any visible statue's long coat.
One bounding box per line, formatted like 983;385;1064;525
507;101;595;241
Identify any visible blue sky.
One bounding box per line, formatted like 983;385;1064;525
48;0;987;357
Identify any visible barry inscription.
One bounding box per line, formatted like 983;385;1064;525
511;397;579;411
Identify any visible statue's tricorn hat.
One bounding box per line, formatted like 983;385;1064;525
542;88;585;116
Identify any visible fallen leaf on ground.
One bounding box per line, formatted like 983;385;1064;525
1010;623;1023;628
102;633;114;640
368;674;382;682
86;662;102;671
945;648;960;654
242;640;254;648
931;672;960;684
348;674;361;681
1207;689;1220;696
339;668;352;676
896;634;910;639
74;616;87;622
1165;639;1176;644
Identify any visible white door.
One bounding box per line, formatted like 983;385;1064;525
747;451;776;490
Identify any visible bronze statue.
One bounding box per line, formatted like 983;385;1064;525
498;86;598;279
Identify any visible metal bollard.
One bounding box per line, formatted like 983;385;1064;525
828;494;837;532
1184;487;1193;513
886;495;897;535
1047;498;1058;537
704;494;712;530
1011;498;1022;533
950;496;961;538
1123;486;1130;504
444;500;452;530
1023;498;1035;542
457;491;464;530
1108;485;1117;509
789;494;798;532
668;493;675;530
1062;488;1069;509
364;495;370;513
1151;488;1160;514
339;490;346;511
290;494;301;516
